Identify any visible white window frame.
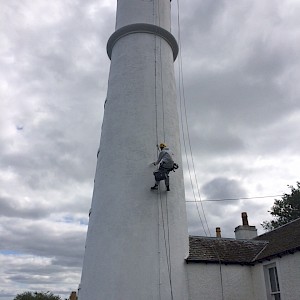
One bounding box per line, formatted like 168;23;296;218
264;262;281;300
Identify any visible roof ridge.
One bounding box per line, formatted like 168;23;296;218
256;217;300;238
251;242;269;262
189;235;268;244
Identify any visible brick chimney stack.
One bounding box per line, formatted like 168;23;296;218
234;212;257;239
216;227;221;238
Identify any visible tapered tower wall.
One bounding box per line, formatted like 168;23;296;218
79;1;189;299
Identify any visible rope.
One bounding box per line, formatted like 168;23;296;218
175;0;208;237
153;3;161;300
160;191;174;299
154;1;173;299
158;23;166;142
175;0;225;298
157;190;161;300
157;0;174;296
166;191;174;299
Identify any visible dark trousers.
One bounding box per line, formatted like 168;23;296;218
155;166;171;186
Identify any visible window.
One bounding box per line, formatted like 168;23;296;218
264;263;281;300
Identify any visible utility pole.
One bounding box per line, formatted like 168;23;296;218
79;1;189;299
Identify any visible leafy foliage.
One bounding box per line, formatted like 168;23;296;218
14;291;62;300
262;182;300;231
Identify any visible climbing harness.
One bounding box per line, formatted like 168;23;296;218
172;163;179;171
153;162;179;182
154;169;168;182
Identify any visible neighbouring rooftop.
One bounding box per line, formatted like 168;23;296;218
187;217;300;265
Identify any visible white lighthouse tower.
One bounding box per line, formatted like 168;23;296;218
79;1;189;299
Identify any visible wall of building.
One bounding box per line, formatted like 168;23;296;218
187;252;300;300
252;252;300;300
187;263;255;300
251;263;267;300
251;252;300;300
279;252;300;300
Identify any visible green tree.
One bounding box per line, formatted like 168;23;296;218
14;291;62;300
262;182;300;231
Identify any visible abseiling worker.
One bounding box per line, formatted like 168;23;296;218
151;143;174;191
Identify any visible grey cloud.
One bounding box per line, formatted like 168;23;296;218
185;176;248;237
186;71;286;125
9;275;55;284
176;0;300;150
0;1;116;297
0;196;50;219
202;177;248;200
3;260;80;299
0;292;15;299
189;126;245;156
0;219;86;266
186;200;243;238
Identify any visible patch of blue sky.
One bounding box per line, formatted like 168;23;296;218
62;215;74;223
79;218;88;226
61;215;88;225
0;250;21;255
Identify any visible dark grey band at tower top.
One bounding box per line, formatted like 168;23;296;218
107;23;179;61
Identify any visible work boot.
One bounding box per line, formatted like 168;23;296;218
166;186;170;191
151;184;158;190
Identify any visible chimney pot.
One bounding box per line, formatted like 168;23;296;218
216;227;221;238
242;212;249;226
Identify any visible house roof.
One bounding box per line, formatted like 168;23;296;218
253;217;300;261
187;217;300;265
187;236;267;265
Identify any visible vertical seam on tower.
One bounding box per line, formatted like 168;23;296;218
158;1;173;299
153;2;161;299
154;1;174;299
165;193;173;299
158;1;166;142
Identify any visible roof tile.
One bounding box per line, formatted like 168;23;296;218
187;236;267;264
187;218;300;264
254;217;300;261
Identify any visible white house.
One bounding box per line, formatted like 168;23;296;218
186;213;300;300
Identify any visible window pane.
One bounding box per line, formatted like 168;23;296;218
274;267;280;291
274;293;281;300
269;267;280;292
269;268;277;292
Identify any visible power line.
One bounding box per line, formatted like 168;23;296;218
186;194;283;202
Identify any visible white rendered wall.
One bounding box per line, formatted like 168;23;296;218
187;254;300;300
116;0;171;30
278;252;300;300
234;226;257;239
187;263;255;300
79;0;189;299
251;263;267;300
252;253;300;300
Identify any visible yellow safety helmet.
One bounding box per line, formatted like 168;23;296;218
159;143;167;149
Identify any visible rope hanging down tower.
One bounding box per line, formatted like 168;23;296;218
153;1;173;298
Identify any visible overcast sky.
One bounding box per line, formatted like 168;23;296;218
1;0;300;299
